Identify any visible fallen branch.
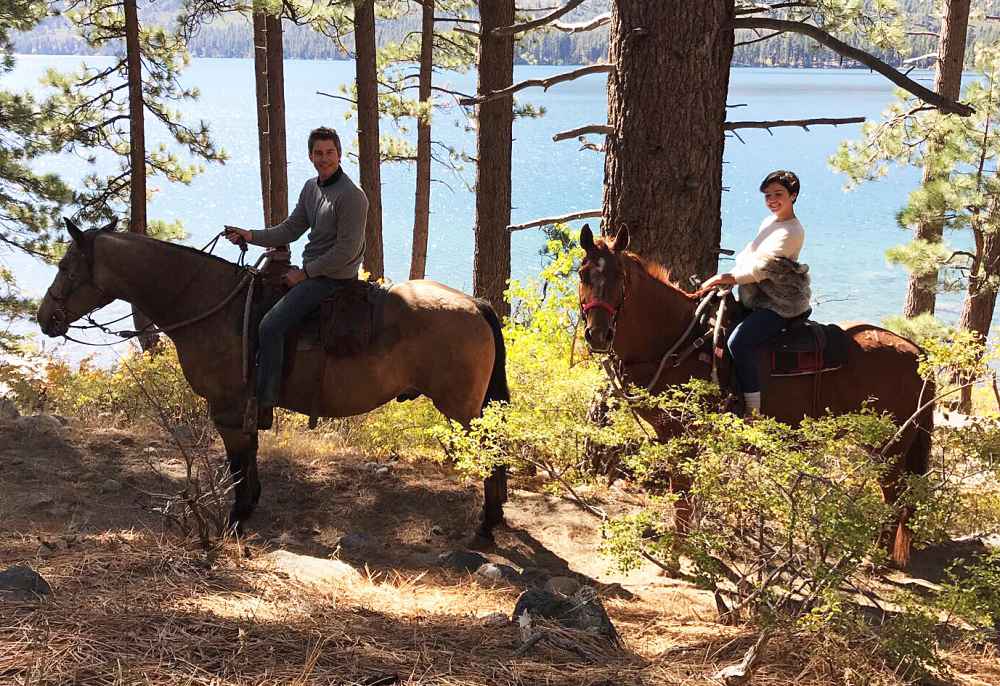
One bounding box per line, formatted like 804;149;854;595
732;17;974;116
459;63;613;106
725;116;865;132
712;630;772;685
553;12;610;33
552;124;613;141
494;0;586;35
508;209;602;232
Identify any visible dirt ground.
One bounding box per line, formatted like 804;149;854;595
1;415;998;685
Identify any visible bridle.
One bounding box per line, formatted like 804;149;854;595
581;253;724;401
45;230;258;346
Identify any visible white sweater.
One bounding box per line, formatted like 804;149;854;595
730;216;805;285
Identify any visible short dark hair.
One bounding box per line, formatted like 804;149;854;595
308;127;341;155
759;170;800;200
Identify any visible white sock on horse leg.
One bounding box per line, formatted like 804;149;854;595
743;392;761;414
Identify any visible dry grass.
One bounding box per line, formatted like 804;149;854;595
2;420;999;686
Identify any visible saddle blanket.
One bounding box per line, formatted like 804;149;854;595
770;320;849;376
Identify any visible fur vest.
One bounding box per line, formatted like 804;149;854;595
737;256;812;319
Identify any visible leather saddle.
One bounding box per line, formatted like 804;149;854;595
247;252;388;367
726;301;849;378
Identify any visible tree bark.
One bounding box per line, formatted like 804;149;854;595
252;11;271;226
409;0;434;280
903;0;972;317
603;1;736;286
473;0;514;316
355;0;385;280
124;0;145;235
125;0;158;351
265;13;288;225
957;227;1000;411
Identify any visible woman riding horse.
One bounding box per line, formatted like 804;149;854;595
697;170;809;416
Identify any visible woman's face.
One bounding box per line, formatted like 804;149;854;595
762;182;796;219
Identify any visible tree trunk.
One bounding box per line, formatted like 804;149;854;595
409;0;434;281
903;0;971;317
355;0;384;280
124;0;145;235
265;13;288;225
125;0;158;350
603;1;735;286
957;227;1000;411
252;11;271;226
472;0;514;316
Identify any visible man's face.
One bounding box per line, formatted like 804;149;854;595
309;139;341;178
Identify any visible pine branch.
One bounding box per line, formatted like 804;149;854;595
508;209;602;232
552;124;613;141
732;17;973;116
735;1;817;15
553;12;610;33
459;63;613;106
725;116;865;132
494;0;586;35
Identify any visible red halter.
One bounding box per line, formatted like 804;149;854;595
581;299;617;317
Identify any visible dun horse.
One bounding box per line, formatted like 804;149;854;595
37;220;509;538
577;225;933;567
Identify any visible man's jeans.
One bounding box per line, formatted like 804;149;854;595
726;308;787;394
256;276;351;406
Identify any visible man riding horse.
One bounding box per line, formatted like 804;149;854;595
224;126;368;432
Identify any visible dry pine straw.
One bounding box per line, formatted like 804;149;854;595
0;533;996;686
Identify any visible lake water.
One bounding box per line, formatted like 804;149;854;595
3;56;957;359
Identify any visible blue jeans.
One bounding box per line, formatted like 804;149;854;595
256;277;351;406
726;308;787;393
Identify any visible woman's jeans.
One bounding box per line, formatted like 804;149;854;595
256;276;352;406
726;308;787;394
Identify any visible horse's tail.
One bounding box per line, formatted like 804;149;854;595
893;389;935;567
474;298;510;408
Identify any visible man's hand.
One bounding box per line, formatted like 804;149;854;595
282;267;307;288
224;225;252;245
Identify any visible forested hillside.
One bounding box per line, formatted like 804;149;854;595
11;0;1000;67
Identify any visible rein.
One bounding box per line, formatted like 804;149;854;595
57;231;258;346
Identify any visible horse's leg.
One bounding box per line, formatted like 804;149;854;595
433;396;506;542
212;407;261;531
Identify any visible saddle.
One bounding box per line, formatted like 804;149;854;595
768;317;849;377
246;251;389;368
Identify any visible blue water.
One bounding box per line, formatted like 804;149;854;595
3;56;956;358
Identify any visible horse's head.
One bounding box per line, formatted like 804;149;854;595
37;218;118;337
577;223;630;353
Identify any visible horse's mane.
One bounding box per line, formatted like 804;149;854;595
622;250;697;300
113;230;240;269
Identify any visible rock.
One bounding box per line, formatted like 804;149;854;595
338;532;371;551
475;563;520;584
438;550;488;573
15;414;63;436
99;479;122;494
0;397;20;420
0;565;51;600
265;550;360;588
430;525;445;537
375;466;390;477
511;587;619;644
50;415;70;426
481;611;510;627
545;576;580;597
518;566;549;587
364;461;380;472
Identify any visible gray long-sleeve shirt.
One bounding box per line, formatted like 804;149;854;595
250;169;369;279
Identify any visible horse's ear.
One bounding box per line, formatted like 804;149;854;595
580;224;596;254
610;224;630;253
64;218;84;246
99;219;119;233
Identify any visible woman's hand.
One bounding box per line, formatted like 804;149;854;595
696;273;736;296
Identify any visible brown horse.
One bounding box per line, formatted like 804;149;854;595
576;224;933;567
37;219;509;538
